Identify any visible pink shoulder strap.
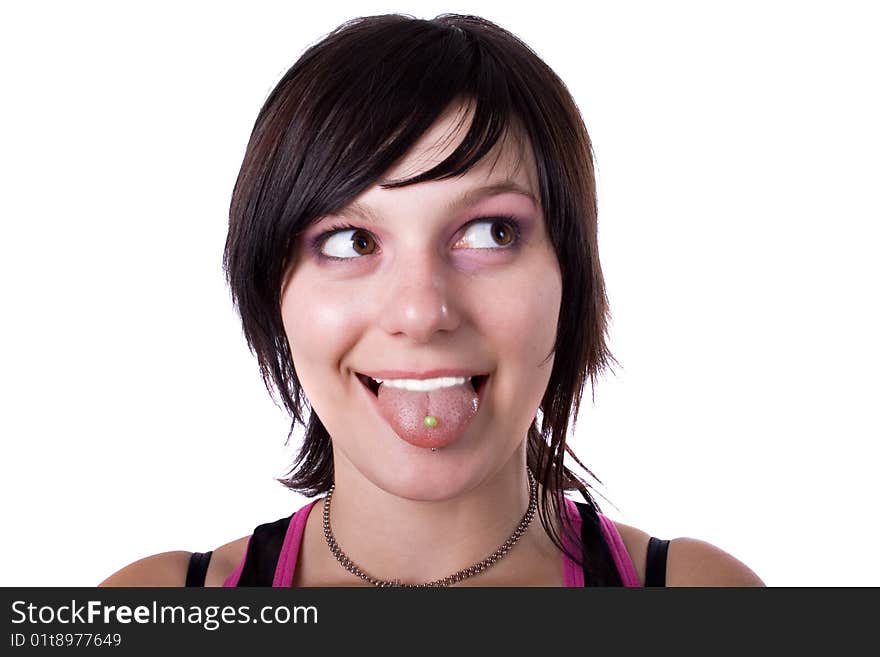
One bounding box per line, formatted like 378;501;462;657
273;499;318;587
223;498;319;587
561;497;641;587
559;498;583;586
597;512;641;586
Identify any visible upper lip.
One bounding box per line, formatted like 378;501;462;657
356;369;488;380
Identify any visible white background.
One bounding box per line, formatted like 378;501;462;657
2;1;877;587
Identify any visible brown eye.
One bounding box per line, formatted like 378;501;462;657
320;228;377;259
351;230;375;255
455;218;521;250
490;221;514;246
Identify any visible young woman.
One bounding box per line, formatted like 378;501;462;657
101;13;763;588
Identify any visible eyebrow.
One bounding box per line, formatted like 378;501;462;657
330;180;539;225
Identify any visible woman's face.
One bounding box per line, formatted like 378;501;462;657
281;104;562;501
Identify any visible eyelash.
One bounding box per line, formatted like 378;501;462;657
308;215;524;262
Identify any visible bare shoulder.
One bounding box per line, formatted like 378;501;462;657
665;537;765;587
204;535;251;586
611;520;764;587
98;551;192;587
98;535;251;588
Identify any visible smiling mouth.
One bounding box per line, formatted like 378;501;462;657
355;373;489;397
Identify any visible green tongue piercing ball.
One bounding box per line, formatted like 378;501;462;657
423;415;438;428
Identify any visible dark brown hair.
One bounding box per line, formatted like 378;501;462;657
223;13;621;583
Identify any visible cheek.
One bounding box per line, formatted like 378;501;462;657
281;279;364;374
480;263;562;364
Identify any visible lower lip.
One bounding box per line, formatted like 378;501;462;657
356;374;489;450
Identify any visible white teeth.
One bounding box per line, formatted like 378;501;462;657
374;376;469;392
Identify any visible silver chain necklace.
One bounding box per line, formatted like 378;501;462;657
322;468;538;587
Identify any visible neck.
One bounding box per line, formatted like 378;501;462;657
324;446;547;585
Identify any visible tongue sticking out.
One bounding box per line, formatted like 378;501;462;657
375;380;480;449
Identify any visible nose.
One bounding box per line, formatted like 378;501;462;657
377;250;461;343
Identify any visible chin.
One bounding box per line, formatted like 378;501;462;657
373;466;477;503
